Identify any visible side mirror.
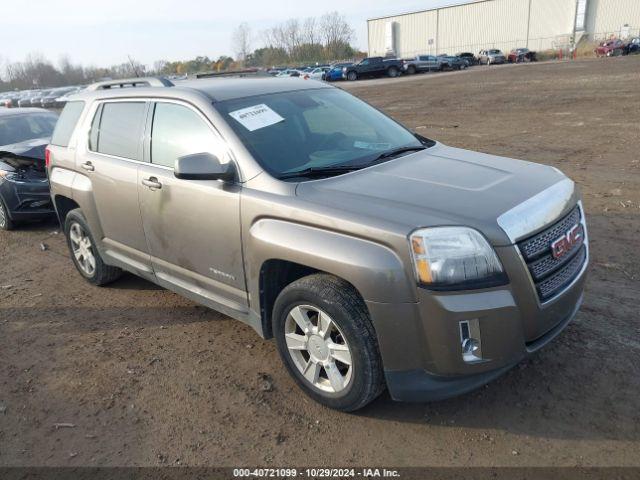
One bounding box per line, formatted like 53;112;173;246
174;152;235;182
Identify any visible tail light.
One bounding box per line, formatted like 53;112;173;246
45;147;51;168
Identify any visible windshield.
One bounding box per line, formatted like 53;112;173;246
0;113;58;146
215;88;425;179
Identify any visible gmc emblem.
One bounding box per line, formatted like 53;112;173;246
551;224;582;259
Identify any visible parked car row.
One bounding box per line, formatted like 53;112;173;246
0;86;84;109
267;48;534;84
268;65;332;80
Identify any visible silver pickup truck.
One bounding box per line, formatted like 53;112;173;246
47;77;588;411
402;55;445;74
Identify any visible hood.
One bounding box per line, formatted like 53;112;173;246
0;137;49;159
296;143;573;246
0;137;49;170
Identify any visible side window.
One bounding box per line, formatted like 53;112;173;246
95;102;146;160
51;101;85;147
151;103;221;168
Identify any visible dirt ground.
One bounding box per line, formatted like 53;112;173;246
1;57;639;468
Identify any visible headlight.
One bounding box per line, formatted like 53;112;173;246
409;227;506;289
342;67;347;72
0;169;17;181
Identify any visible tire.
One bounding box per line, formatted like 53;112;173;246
387;66;399;78
0;195;14;231
64;208;122;286
346;71;357;81
273;274;385;412
487;58;491;65
407;65;416;75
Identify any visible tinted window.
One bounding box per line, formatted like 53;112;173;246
50;101;84;147
0;112;59;146
215;88;422;178
151;103;220;168
95;102;146;160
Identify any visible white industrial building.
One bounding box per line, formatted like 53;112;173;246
367;0;640;58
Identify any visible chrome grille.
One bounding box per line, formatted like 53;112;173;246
519;207;581;260
517;205;586;301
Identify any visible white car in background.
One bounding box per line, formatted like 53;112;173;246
303;67;330;80
275;69;302;78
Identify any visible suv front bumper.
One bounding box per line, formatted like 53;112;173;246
381;292;582;401
366;240;587;402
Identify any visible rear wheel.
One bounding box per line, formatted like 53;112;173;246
0;196;14;231
273;274;385;412
64;209;122;286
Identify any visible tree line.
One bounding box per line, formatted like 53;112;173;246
237;12;362;67
0;11;361;91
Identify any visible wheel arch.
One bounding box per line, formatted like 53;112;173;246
247;219;416;338
53;194;80;226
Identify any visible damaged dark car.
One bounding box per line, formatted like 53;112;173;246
0;108;58;230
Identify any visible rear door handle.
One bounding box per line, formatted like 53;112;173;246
81;161;94;172
142;177;162;190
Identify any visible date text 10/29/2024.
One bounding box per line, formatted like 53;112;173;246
233;468;401;478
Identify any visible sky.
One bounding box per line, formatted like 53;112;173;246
1;0;470;68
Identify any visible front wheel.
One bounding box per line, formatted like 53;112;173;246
273;274;385;412
387;66;399;78
64;209;122;286
346;71;357;81
407;65;416;75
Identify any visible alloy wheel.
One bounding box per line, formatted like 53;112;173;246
69;222;96;276
284;305;353;393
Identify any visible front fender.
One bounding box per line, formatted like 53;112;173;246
246;219;416;305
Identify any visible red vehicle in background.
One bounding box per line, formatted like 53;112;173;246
595;39;625;57
507;48;537;63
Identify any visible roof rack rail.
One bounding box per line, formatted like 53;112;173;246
86;77;174;91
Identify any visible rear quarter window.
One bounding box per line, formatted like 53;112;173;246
92;102;146;160
51;101;85;147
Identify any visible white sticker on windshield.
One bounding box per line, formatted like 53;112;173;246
354;141;392;150
229;104;285;131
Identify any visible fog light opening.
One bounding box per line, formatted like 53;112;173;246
459;319;484;363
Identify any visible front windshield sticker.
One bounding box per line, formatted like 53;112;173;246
228;104;285;132
353;140;392;150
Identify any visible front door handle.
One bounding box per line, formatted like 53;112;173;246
142;177;162;190
81;161;94;172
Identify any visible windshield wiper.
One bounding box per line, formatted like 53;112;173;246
278;165;365;180
372;146;426;162
278;145;427;180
